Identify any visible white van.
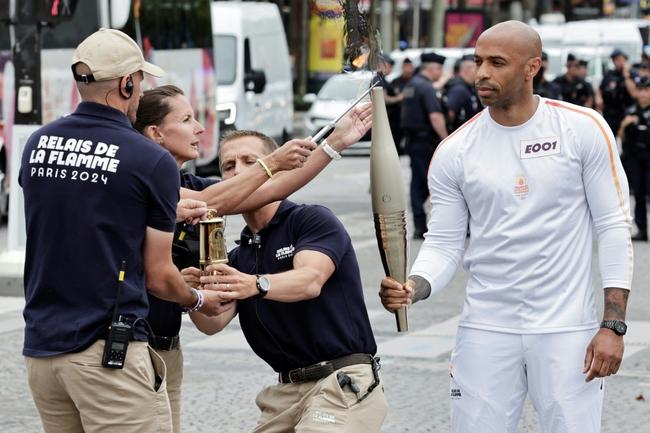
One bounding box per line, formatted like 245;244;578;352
563;19;643;64
212;1;293;144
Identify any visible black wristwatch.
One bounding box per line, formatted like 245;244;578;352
600;320;627;336
255;275;271;299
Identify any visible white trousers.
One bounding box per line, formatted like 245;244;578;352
449;327;604;433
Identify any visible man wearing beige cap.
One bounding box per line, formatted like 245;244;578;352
19;28;226;433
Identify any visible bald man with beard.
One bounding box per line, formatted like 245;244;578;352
380;21;632;433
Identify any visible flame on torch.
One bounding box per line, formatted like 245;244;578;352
352;52;370;69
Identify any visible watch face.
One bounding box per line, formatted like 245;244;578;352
614;321;627;335
258;276;270;292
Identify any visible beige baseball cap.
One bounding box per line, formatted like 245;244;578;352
72;28;165;81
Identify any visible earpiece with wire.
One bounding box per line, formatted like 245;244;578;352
120;75;134;99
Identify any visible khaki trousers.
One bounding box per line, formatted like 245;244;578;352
25;340;172;433
253;363;388;433
155;346;183;433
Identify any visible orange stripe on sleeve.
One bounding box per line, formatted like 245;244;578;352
544;100;629;223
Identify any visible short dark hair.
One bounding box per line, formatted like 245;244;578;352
219;130;279;158
133;85;184;133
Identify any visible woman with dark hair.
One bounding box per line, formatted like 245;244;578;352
135;85;372;432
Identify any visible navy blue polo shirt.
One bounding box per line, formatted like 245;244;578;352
20;102;179;357
229;200;377;372
401;74;442;135
147;172;218;337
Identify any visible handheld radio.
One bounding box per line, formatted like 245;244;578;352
102;261;133;369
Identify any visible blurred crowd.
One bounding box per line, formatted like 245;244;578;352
377;48;650;241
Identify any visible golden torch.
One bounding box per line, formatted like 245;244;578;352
199;209;228;274
370;87;409;332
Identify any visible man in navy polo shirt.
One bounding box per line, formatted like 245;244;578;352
19;29;225;433
184;130;388;432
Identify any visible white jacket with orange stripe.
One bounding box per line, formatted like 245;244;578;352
410;97;633;334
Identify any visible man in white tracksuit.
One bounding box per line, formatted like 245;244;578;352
380;21;632;433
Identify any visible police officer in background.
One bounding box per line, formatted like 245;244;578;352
577;59;589;80
599;48;637;136
392;57;415;93
390;57;415;153
618;78;650;241
553;53;593;107
445;54;482;132
634;62;650;82
576;59;595;108
375;55;404;153
401;52;448;238
533;51;561;100
19;29;226;433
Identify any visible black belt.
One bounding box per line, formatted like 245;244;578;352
278;353;374;384
149;334;180;351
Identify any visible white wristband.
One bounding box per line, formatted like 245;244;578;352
182;288;204;313
321;140;342;160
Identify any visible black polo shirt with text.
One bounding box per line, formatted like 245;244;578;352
229;200;377;372
20;102;179;357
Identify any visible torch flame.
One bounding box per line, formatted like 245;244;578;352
352;52;369;69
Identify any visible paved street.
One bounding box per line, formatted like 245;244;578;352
1;156;650;432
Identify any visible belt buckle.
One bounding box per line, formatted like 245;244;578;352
288;368;302;384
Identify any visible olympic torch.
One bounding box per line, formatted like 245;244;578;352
199;209;228;275
370;87;409;332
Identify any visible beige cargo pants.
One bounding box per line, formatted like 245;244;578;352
253;363;388;433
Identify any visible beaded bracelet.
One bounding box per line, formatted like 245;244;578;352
182;288;204;313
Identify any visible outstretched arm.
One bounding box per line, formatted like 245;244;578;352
225;102;373;214
201;249;335;303
176;198;207;224
180;138;316;210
